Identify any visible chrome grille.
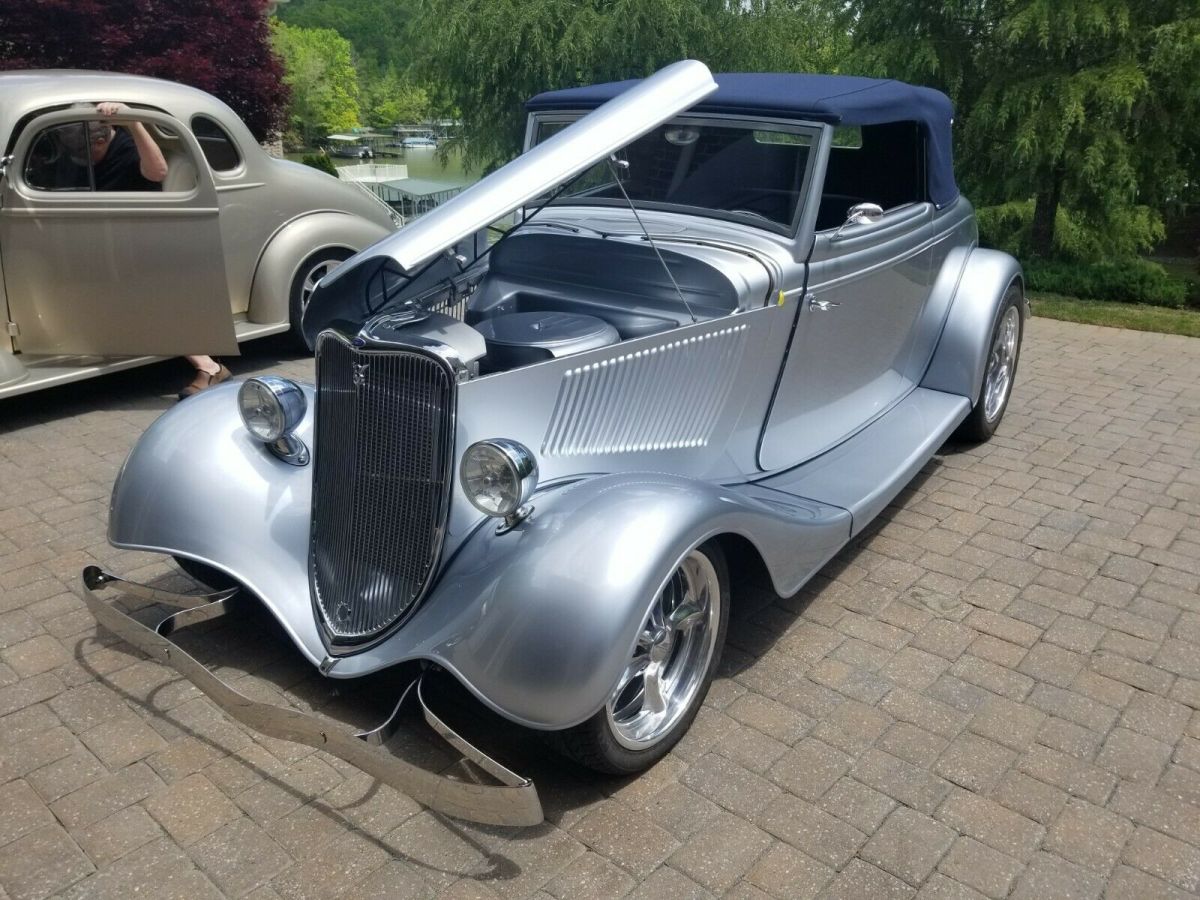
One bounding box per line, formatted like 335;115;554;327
310;334;455;642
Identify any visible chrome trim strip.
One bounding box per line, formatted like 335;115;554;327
80;566;543;827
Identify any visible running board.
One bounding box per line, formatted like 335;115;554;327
757;387;970;535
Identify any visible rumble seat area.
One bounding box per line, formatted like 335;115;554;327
466;231;741;339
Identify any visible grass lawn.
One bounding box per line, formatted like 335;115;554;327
1029;292;1200;338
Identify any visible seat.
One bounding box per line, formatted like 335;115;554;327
161;151;198;193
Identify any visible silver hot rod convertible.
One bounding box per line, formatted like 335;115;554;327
83;62;1025;826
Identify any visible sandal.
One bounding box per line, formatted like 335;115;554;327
178;363;232;400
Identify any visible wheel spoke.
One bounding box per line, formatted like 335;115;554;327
605;548;723;750
642;664;667;715
668;602;704;632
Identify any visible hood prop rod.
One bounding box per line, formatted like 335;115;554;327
606;155;697;325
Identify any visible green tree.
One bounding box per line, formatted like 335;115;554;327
276;0;421;75
270;20;362;145
848;0;1200;259
360;67;430;129
414;0;849;173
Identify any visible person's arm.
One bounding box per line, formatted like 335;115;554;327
97;102;168;183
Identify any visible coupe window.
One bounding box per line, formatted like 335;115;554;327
532;118;817;233
191;115;241;172
22;120;169;193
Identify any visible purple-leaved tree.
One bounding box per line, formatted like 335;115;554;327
0;0;288;140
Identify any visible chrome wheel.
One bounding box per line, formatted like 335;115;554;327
983;305;1020;422
298;257;344;317
606;549;721;750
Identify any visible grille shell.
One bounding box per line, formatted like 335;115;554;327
310;333;456;645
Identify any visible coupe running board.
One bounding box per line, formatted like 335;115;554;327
80;566;543;827
757;387;971;535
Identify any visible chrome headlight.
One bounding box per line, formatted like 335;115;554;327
238;376;306;443
460;439;538;518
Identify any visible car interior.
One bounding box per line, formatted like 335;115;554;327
814;121;929;230
22;117;200;193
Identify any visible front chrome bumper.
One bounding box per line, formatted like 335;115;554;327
80;566;543;827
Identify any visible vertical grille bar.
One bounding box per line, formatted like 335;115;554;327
310;334;455;642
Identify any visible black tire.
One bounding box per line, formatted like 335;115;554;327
288;248;354;347
549;540;730;774
173;556;238;592
954;282;1025;443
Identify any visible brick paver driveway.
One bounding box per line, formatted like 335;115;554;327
1;318;1198;900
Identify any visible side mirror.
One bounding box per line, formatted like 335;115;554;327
832;202;884;240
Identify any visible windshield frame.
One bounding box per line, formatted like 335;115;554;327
524;111;824;238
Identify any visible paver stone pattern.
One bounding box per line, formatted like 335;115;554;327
1;318;1198;899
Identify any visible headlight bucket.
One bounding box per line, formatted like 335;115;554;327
238;376;306;443
460;439;538;520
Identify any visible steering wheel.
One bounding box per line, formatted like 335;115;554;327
731;209;772;221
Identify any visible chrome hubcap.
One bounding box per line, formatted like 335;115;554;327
606;550;720;750
983;306;1020;422
299;258;343;316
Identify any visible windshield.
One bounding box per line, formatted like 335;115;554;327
532;116;817;233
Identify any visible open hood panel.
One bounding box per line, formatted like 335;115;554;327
310;60;716;302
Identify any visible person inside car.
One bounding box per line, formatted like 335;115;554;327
52;101;168;190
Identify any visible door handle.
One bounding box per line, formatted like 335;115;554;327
808;297;840;311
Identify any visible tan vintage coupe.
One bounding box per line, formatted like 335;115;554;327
0;71;399;399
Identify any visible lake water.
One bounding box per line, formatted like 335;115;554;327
286;146;476;188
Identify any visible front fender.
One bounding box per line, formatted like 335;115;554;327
371;474;849;729
247;212;392;326
107;380;327;664
109;400;849;730
921;247;1024;404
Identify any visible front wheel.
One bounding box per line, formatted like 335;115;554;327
288;248;353;347
549;540;729;774
954;283;1025;443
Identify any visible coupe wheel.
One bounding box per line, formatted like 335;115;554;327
288;249;353;346
550;541;729;774
954;283;1025;443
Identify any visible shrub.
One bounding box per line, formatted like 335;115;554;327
300;153;338;177
1025;259;1189;308
977;201;1165;261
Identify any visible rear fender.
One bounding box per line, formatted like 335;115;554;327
921;247;1024;404
248;212;391;326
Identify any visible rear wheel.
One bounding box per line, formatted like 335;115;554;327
288;248;353;347
550;541;729;774
954;283;1024;443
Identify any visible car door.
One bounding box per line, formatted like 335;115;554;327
759;204;935;470
759;123;938;470
0;106;237;357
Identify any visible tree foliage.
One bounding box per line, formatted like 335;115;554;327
277;0;421;74
413;0;850;173
0;0;287;140
270;20;361;144
848;0;1200;258
359;67;430;130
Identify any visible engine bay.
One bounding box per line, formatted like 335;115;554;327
357;229;772;377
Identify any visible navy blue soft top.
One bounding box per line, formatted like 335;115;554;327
527;73;958;208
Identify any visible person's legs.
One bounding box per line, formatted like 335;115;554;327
179;355;231;400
